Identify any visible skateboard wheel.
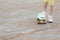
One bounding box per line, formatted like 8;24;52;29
37;18;39;21
47;21;53;23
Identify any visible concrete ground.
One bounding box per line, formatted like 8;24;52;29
0;0;60;40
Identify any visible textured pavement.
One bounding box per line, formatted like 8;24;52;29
0;0;60;40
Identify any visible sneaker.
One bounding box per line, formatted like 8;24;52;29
47;16;53;23
37;11;46;20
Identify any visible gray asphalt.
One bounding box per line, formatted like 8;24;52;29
0;0;60;40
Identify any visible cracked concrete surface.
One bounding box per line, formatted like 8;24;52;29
0;0;60;40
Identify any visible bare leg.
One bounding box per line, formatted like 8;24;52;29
49;0;54;15
43;2;48;11
48;6;54;23
49;6;54;15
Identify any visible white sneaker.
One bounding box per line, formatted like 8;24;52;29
47;16;53;23
37;11;46;20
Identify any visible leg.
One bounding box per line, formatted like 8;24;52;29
48;0;54;23
49;0;54;15
43;0;48;11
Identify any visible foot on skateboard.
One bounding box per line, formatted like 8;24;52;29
37;12;46;24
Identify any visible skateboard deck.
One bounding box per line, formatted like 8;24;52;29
37;18;46;24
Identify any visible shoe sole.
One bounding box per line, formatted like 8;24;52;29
47;21;53;23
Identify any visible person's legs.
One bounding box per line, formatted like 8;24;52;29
48;0;54;23
43;0;54;15
37;0;54;23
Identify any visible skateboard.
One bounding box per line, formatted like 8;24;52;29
37;18;46;24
